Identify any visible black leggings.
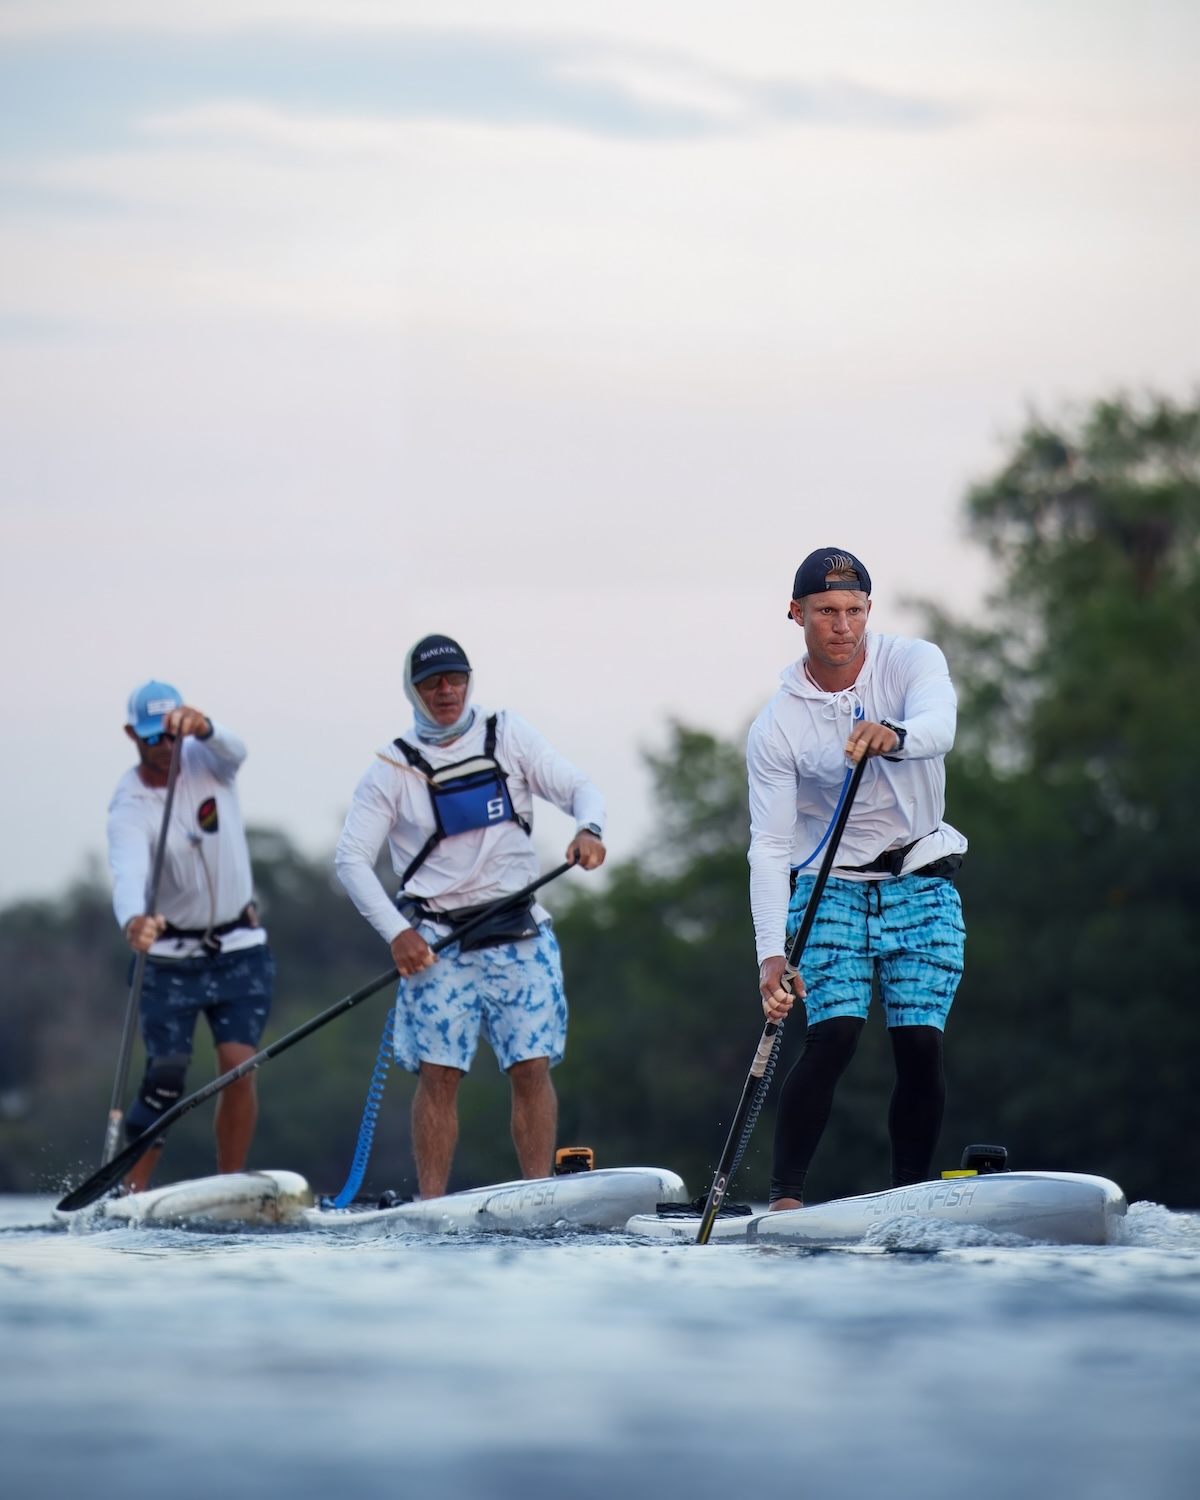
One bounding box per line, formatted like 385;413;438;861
769;1019;945;1203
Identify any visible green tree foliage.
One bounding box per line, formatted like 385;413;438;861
936;393;1200;1202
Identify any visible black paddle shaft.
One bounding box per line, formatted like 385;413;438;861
59;862;574;1212
695;755;869;1244
102;732;185;1166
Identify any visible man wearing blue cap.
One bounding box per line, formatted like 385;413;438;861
107;682;275;1189
336;635;606;1199
747;550;967;1207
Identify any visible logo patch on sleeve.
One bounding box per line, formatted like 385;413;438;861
197;797;219;834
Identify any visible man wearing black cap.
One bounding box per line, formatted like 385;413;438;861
335;635;606;1198
747;550;967;1207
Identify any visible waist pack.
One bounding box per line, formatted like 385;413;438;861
162;903;258;955
404;894;540;953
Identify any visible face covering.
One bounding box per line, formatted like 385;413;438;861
403;657;476;746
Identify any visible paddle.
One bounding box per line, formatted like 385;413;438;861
101;731;185;1165
695;754;869;1244
60;861;574;1212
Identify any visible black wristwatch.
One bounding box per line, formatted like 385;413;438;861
881;720;907;758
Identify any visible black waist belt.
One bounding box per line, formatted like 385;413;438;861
401;893;540;953
837;833;962;880
162;904;257;953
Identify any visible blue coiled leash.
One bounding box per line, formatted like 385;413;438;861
327;1006;396;1209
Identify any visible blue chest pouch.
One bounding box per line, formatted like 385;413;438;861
394;715;531;887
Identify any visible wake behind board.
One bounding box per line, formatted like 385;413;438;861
627;1172;1128;1247
306;1166;688;1236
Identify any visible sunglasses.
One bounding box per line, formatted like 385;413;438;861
417;672;469;689
139;731;177;747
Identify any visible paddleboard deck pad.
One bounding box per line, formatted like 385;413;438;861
63;1166;688;1234
627;1172;1128;1247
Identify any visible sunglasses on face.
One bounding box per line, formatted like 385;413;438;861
418;672;469;689
139;731;177;747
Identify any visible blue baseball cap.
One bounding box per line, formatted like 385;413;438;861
126;680;183;738
790;548;872;613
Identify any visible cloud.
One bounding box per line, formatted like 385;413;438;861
0;28;965;165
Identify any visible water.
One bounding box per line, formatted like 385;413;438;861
3;1194;1200;1499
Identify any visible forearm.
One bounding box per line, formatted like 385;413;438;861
748;836;792;966
334;849;410;946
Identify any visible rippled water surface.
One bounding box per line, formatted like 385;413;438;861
3;1193;1200;1499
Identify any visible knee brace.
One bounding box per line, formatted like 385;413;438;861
125;1054;189;1143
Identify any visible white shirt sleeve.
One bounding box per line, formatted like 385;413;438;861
189;722;247;782
335;761;411;946
504;713;606;834
884;641;957;760
746;716;800;964
107;794;153;932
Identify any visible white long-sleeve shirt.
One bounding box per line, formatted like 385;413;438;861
747;632;967;963
106;724;266;958
335;707;606;945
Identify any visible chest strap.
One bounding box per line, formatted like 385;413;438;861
393;714;531;889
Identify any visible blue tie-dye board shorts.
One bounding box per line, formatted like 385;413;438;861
392;922;567;1074
786;873;965;1030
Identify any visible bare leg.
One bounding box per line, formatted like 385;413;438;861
214;1042;258;1174
125;1146;163;1194
412;1063;464;1199
508;1057;556;1180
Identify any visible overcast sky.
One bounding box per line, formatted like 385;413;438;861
2;1;1197;903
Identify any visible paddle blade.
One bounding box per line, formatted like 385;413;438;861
58;1130;158;1212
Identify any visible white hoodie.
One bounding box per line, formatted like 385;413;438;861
746;632;967;963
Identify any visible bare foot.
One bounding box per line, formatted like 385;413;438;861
769;1197;803;1212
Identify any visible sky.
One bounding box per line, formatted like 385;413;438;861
2;0;1198;903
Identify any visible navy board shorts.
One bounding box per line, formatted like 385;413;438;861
136;944;275;1058
786;872;964;1030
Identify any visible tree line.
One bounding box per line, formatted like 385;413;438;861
2;392;1197;1206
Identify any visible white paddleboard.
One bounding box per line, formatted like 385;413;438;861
627;1171;1128;1247
65;1169;314;1227
305;1166;689;1236
62;1166;688;1234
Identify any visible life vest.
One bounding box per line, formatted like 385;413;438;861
393;714;531;888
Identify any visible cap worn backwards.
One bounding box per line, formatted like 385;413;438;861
126;680;183;739
788;548;872;619
408;634;471;685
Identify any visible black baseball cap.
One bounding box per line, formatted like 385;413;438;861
409;634;471;684
789;548;872;615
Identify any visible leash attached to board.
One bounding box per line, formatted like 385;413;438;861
695;755;869;1245
102;731;184;1166
60;862;574;1213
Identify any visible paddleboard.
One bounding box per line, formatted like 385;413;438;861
62;1166;688;1234
67;1169;314;1227
306;1166;688;1236
627;1171;1128;1247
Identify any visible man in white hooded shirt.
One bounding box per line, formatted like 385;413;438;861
336;634;606;1199
747;549;967;1208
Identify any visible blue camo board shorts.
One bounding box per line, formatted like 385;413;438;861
392;923;567;1075
786;873;964;1030
137;945;275;1057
